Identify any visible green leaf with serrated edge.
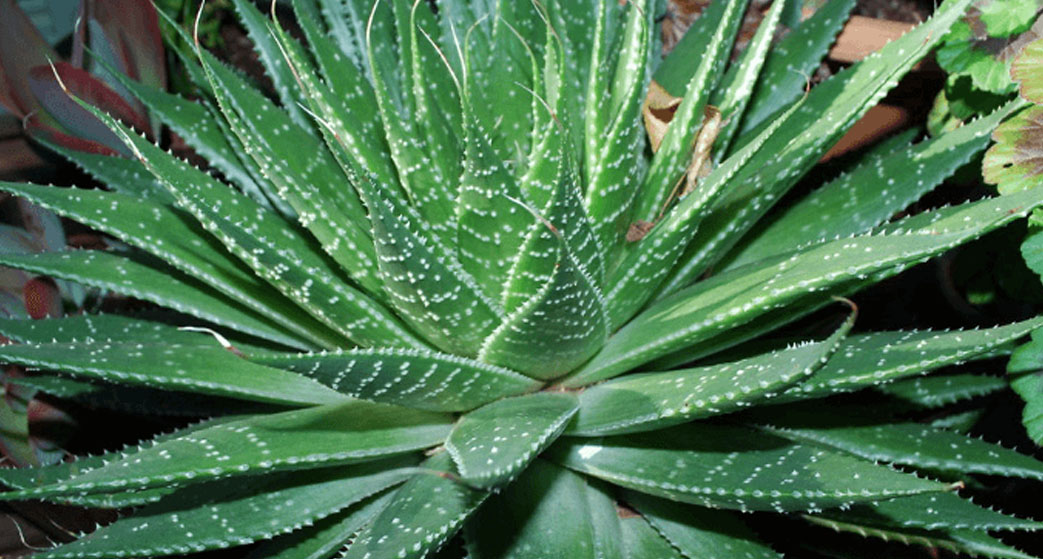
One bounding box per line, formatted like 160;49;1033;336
445;392;577;488
341;452;486;559
709;0;787;157
562;188;1043;387
0;416;247;508
0;250;307;349
568;311;852;436
547;423;948;513
583;0;652;254
466;460;615;559
287;0;397;192
44;145;174;204
2;401;450;500
620;514;686;559
364;0;457;240
455;108;536;303
727;101;1017;270
984;104;1043;195
228;0;313;131
878;374;1007;408
252;348;539;412
193;44;383;298
1007;327;1043;445
604;96;799;329
34;459;415;559
355;167;502;357
0;182;338;349
0;341;349;407
83;103;422;349
626;491;782;559
314;0;370;74
734;0;856;143
802;516;1042;559
102;68;272;210
633;0;746;224
245;490;395;559
664;0;970;293
817;492;1043;532
759;419;1043;481
789;317;1042;401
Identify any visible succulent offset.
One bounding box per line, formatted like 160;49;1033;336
0;0;1042;558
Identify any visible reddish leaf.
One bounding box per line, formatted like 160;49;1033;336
0;0;60;123
27;62;147;154
24;119;120;156
22;277;61;320
983;105;1043;194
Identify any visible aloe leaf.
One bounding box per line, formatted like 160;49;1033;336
193;44;382;298
2;401;450;500
565;187;1043;387
356;168;503;356
817;492;1043;532
634;0;747;223
245;490;395;559
760;419;1043;481
342;452;486;559
445;393;577;488
45;145;174;204
789;317;1043;401
726;101;1016;270
0;182;338;349
35;459;415;559
228;0;312;130
626;491;782;559
1009;328;1043;445
802;516;1042;559
569;312;852;436
0;340;349;407
0;314;260;348
102;69;274;210
666;0;971;289
878;373;1007;408
314;0;370;73
0;250;309;349
548;423;948;513
708;0;787;156
455;109;535;302
620;514;688;559
253;347;539;412
466;460;619;559
583;0;653;253
734;0;856;142
83;104;422;349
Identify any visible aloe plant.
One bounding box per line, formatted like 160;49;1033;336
1;0;1042;557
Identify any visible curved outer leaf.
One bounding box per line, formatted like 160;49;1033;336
0;314;257;347
0;341;349;407
44;143;173;203
253;347;539;412
244;491;395;559
547;423;948;513
789;317;1043;401
34;459;415;559
663;0;973;293
816;492;1043;532
82;103;422;349
0;182;339;349
626;491;782;559
564;188;1043;387
0;250;307;349
727;100;1018;269
2;402;450;502
569;313;851;436
446;392;578;488
878;373;1007;408
467;460;622;559
760;420;1043;481
342;452;487;559
620;515;686;559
